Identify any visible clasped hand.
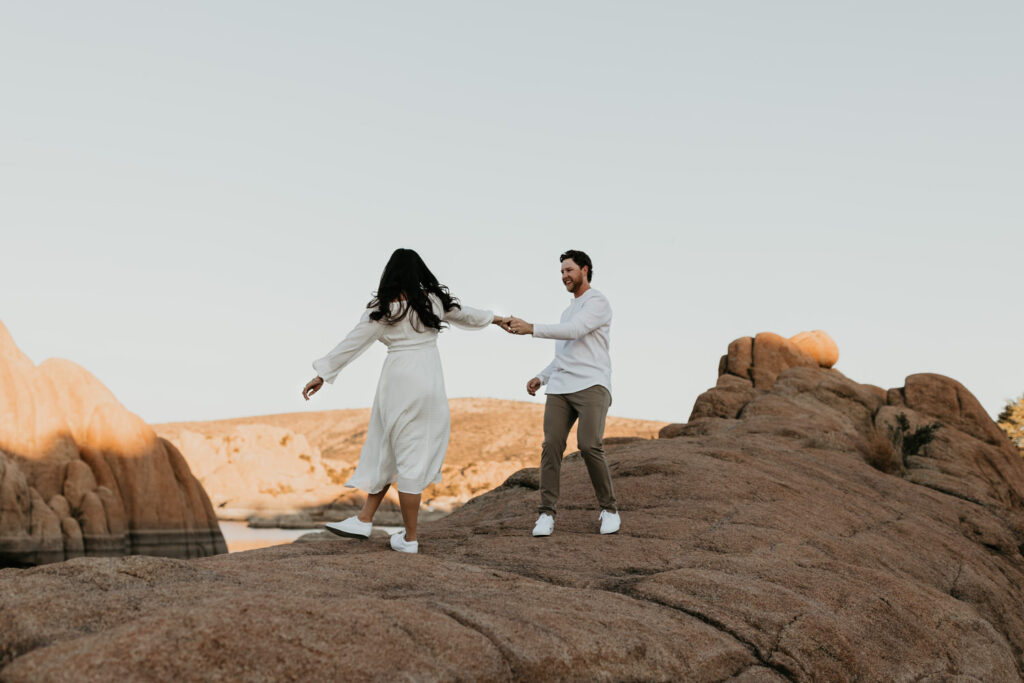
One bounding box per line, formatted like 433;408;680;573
494;315;533;336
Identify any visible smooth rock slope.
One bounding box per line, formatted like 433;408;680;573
0;323;225;567
2;333;1023;681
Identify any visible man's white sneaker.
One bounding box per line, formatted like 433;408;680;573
599;510;620;535
324;516;372;539
389;531;419;554
532;513;555;537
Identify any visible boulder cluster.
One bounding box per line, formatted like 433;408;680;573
0;323;225;567
685;330;1023;514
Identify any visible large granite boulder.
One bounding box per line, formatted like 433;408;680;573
0;322;225;567
788;329;839;368
2;337;1023;680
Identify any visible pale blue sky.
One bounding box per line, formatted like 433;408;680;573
2;2;1021;425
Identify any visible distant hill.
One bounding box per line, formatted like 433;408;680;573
156;398;667;520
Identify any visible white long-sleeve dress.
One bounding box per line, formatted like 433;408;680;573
312;294;493;494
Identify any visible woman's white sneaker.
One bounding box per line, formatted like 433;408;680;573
324;516;372;539
389;531;419;554
532;513;555;537
599;510;620;535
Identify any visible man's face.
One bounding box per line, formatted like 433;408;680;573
560;259;587;292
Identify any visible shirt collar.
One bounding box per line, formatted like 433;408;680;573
572;288;595;302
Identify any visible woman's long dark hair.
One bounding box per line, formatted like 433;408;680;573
367;248;460;330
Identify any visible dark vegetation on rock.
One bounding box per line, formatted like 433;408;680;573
2;331;1024;681
888;412;942;463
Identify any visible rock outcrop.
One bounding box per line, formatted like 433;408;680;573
155;424;346;519
157;399;666;520
3;335;1024;680
0;322;225;567
718;329;838;390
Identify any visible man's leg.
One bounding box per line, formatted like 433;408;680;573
539;393;577;516
570;385;617;512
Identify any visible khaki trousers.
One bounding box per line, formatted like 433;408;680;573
539;384;617;516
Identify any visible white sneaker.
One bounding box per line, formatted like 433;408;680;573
324;516;372;539
389;531;419;554
599;510;620;535
532;513;554;537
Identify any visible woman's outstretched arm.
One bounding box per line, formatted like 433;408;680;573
444;304;504;330
311;309;385;384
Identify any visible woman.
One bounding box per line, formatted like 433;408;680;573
302;248;505;554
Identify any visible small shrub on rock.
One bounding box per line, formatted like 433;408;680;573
888;412;942;463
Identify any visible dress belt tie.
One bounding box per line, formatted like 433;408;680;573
386;344;438;354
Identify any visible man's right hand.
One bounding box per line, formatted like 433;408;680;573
526;377;541;396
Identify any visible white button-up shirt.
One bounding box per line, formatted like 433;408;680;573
534;288;612;398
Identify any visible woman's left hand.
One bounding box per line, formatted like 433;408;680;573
303;376;324;401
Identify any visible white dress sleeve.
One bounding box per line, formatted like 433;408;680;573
443;303;494;330
312;309;385;384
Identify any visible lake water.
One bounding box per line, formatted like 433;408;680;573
218;521;403;552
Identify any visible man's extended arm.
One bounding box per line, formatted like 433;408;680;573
531;296;611;340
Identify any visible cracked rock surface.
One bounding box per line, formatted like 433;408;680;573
3;340;1024;681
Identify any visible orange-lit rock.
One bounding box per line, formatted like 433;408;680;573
718;330;839;391
789;329;840;368
0;321;225;567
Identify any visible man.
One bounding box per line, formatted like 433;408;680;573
506;249;620;537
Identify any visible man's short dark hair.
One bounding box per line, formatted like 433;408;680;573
560;250;593;282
